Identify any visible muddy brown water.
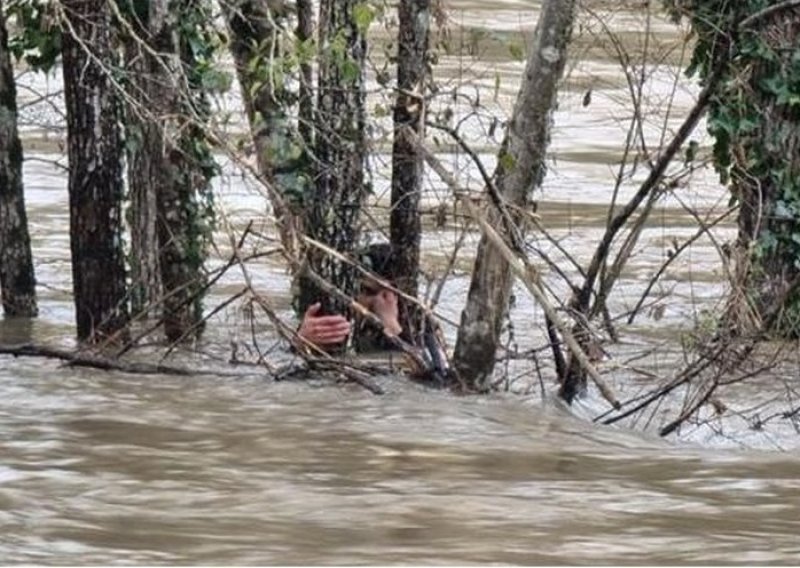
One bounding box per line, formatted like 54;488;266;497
2;358;800;564
3;1;800;564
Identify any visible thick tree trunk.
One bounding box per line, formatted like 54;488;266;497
60;0;129;341
298;0;368;317
452;0;576;390
390;0;430;302
0;2;37;317
126;118;162;318
157;0;215;342
122;0;213;341
122;3;163;318
730;8;800;337
223;0;308;258
157;138;207;343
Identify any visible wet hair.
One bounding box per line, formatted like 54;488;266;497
358;243;397;282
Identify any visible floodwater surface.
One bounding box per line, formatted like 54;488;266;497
2;359;800;564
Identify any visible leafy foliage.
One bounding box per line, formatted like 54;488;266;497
666;0;800;336
6;0;61;71
170;0;223;323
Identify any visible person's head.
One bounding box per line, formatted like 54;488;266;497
356;243;398;311
358;243;396;281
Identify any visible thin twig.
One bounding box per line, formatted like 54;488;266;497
739;0;800;29
626;205;737;324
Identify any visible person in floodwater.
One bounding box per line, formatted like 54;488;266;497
297;243;412;352
297;242;452;384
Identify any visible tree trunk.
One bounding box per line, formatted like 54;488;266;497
126;119;161;318
296;0;315;146
452;0;576;390
730;8;800;338
60;0;129;341
223;0;308;258
390;0;430;302
121;0;215;341
0;1;37;317
298;0;368;318
122;2;163;318
157;137;208;343
157;0;216;342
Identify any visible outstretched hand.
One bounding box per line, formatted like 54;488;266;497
297;303;351;347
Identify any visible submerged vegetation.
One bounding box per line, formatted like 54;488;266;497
1;0;799;446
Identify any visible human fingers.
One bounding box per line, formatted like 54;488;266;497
311;315;349;326
304;302;322;317
298;304;323;342
313;333;350;345
372;290;397;317
305;319;350;343
310;324;351;344
314;320;351;336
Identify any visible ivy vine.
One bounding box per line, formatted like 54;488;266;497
7;0;224;323
665;0;800;335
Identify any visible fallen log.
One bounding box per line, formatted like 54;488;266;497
1;343;216;376
0;342;386;395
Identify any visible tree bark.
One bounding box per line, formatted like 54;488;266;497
60;0;129;342
298;0;368;319
223;0;308;257
390;0;430;301
452;0;576;390
126;117;162;318
122;0;214;341
157;0;215;342
731;8;800;337
122;1;164;318
0;1;37;317
296;0;315;146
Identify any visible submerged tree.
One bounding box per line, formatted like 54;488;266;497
120;0;218;341
0;0;37;317
222;0;309;257
6;0;215;342
452;0;577;390
390;0;431;302
297;0;369;318
666;1;800;338
155;0;218;342
121;0;166;318
59;0;129;342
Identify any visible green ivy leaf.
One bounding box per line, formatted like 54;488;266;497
352;3;375;34
774;200;793;220
201;69;233;93
340;59;361;84
499;151;516;171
